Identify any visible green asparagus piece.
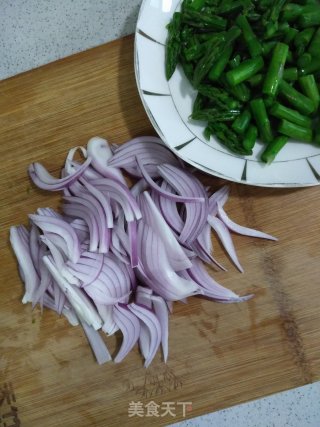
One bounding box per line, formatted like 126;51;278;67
283;67;298;81
208;44;233;81
297;52;312;68
224;55;251;102
193;26;240;87
284;27;300;44
187;0;206;10
269;102;313;127
308;28;320;56
263;42;289;97
236;14;262;58
279;80;315;115
165;0;320;162
262;41;277;56
278;119;313;141
197;85;240;109
232;109;252;134
299;74;320;109
294;28;315;55
182;9;227;30
250;99;274;143
247;73;264;87
192;108;241;122
217;0;243;14
281;3;304;22
165;12;182;80
243;125;258;151
226;56;264;86
298;5;320;28
204;122;252;155
261;136;289;163
299;57;320;76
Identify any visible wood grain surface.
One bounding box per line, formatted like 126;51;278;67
0;36;320;427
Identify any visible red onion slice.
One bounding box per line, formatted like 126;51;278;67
151;295;169;363
136;156;205;203
128;303;161;368
137;221;200;301
80;178;114;228
113;303;141;363
139;192;192;271
186;258;245;302
29;214;81;264
109;140;180;178
91;178;142;222
217;203;278;241
207;216;244;273
158;164;209;244
95;303;119;335
29;157;92;191
10;226;40;303
43;255;102;330
208;185;230;215
87;136;126;184
80;319;112;365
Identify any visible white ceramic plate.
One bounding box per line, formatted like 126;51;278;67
134;0;320;187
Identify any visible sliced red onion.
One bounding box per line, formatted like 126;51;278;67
29;157;92;191
207;216;244;273
61;145;88;169
127;220;138;268
130;178;149;198
139;191;192;271
29;225;41;276
158;164;209;244
83;253;131;305
137;221;200;301
43;255;102;330
217;203;278;241
80;319;112;364
190;239;226;271
151;295;169;362
109;139;180;178
10;226;40;303
66;252;104;286
95;303;119;335
69;219;89;243
136;156;205;204
87;136;126;184
62;204;99;253
91;178;142;222
128;302;161;368
136;285;153;308
208;185;230;215
64;190;109;254
29;214;81;264
158;182;184;233
80;178;114;228
186;258;246;302
113;303;141;363
67;160;104;180
31;259;53;308
135;288;153;360
10;136;279;367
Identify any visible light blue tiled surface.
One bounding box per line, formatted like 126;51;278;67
170;382;320;427
1;1;319;425
0;0;143;80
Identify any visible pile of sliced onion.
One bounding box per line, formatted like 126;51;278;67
10;136;277;366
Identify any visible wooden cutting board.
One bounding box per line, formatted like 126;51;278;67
1;35;320;427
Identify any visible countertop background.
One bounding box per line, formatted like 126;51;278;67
1;1;319;426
